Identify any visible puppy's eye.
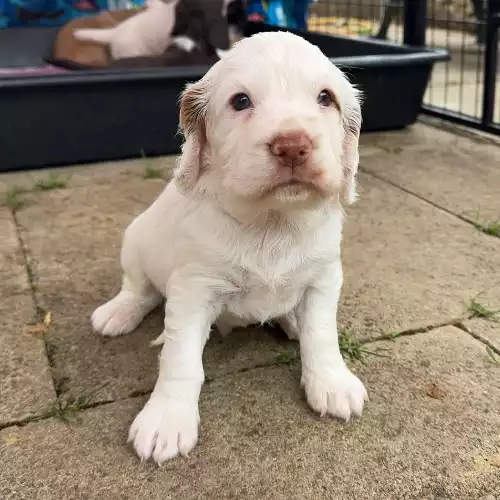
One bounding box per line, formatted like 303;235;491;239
317;89;334;107
231;93;252;111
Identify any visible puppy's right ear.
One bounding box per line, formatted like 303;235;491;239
341;86;362;205
175;79;211;192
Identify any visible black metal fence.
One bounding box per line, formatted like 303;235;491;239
307;0;500;134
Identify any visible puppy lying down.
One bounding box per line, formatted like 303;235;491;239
49;8;144;68
74;0;177;60
92;31;366;464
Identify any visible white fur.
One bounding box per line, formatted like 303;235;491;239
74;0;178;60
171;36;197;52
91;31;366;465
215;48;230;60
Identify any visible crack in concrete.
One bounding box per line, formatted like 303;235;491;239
358;166;500;240
453;321;500;355
366;316;471;343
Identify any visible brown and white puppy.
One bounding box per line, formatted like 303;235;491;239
48;0;243;70
49;8;144;68
91;31;365;465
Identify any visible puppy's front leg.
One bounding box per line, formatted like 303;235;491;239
129;280;219;465
298;263;368;421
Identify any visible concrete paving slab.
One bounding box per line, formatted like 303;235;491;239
0;210;56;424
340;173;500;336
9;163;500;403
1;326;499;500
359;124;500;223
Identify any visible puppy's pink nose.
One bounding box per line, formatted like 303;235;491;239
270;131;312;168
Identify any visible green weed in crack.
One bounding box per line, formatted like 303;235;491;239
143;165;163;179
468;297;500;322
471;208;500;238
338;329;389;363
3;174;68;211
274;349;300;366
35;173;68;191
4;186;26;211
474;219;500;237
273;330;388;366
36;393;93;424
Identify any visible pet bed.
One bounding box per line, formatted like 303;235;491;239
0;22;448;172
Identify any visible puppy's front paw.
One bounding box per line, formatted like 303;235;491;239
91;291;157;337
302;366;368;421
128;396;199;465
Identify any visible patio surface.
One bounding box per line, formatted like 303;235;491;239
1;120;500;499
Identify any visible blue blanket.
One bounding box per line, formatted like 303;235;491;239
0;0;145;28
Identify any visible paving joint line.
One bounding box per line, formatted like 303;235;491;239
10;208;62;400
366;316;470;343
358;166;500;240
453;321;500;355
0;317;470;431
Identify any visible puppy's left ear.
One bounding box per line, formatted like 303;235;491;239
341;86;362;204
175;78;211;192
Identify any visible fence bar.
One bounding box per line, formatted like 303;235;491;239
422;105;500;135
403;0;427;46
481;5;500;126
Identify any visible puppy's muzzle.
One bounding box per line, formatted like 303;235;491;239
270;131;312;168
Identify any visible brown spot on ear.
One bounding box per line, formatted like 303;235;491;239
175;77;211;192
179;80;210;136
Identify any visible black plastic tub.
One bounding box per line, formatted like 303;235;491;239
0;23;448;172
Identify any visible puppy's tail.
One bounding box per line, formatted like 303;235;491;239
73;28;115;46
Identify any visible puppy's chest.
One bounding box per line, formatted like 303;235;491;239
224;258;318;322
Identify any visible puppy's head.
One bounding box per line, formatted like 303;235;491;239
176;31;362;208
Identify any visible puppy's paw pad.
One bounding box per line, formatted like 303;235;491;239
91;292;151;336
129;396;199;465
302;367;368;421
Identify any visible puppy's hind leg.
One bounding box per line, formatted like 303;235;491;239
92;271;162;337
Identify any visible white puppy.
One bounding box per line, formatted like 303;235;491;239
74;0;178;60
92;31;366;464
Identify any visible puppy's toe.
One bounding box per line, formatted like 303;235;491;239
302;366;368;421
91;291;158;336
129;396;199;465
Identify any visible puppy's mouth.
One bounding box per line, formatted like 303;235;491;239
266;179;320;200
270;178;310;190
276;179;307;187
